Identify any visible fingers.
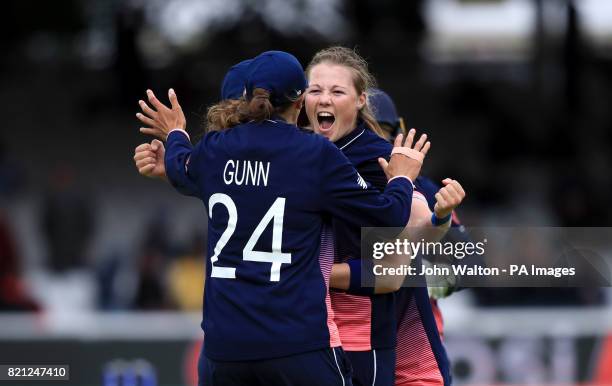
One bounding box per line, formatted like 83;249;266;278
453;180;466;198
413;133;427;151
437;180;465;211
404;128;415;148
139;100;157;118
133;149;156;162
139;127;166;139
439;186;454;205
442;183;460;201
441;179;466;199
136;157;156;169
135;143;151;153
146;89;168;111
168;88;181;111
421;141;431;156
151;139;164;151
435;192;447;209
136;113;157;128
393;133;404;148
138;163;156;176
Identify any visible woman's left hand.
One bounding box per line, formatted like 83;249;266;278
136;88;186;141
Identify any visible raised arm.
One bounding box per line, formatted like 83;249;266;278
321;131;430;229
330;179;466;294
135;89;201;196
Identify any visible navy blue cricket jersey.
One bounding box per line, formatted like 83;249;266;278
164;119;414;361
330;122;406;352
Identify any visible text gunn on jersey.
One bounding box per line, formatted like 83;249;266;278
223;160;270;187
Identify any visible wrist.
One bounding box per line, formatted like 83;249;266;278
431;212;451;226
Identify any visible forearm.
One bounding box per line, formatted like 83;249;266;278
330;263;350;291
373;198;451;294
165;130;200;196
404;197;451;243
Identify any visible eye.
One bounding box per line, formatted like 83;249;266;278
333;90;345;96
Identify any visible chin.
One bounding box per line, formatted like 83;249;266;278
321;131;334;139
314;127;333;139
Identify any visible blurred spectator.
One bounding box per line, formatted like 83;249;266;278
133;210;173;310
0;210;39;311
41;164;95;272
96;247;137;311
166;231;205;311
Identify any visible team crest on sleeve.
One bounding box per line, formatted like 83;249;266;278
357;173;368;190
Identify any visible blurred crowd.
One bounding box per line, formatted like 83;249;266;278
0;160;206;312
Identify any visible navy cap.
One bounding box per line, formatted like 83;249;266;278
220;59;252;100
245;51;307;106
369;89;400;128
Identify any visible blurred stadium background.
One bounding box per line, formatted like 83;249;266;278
1;0;612;385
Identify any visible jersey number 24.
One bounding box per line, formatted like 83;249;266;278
208;193;292;282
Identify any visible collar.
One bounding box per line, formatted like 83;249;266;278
334;121;368;150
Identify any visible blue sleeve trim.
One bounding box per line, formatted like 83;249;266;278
431;213;451;226
346;258;375;296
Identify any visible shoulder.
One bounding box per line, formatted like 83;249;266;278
344;128;392;165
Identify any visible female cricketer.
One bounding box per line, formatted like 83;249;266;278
303;47;464;386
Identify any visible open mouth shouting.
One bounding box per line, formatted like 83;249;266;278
317;111;336;133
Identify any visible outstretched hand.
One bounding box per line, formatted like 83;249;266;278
378;128;430;181
133;139;167;180
136;88;186;141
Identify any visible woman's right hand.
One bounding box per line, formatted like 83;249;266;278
378;128;430;182
133;139;167;181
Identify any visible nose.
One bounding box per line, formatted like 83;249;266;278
319;91;332;106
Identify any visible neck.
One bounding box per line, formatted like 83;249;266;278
278;108;299;124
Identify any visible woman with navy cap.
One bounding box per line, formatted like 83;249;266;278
135;50;431;386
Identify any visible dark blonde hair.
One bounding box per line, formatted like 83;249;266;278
205;99;244;132
305;46;385;138
238;88;276;122
205;89;301;132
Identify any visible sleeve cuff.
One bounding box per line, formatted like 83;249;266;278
168;128;190;141
346;258;375;296
388;175;414;188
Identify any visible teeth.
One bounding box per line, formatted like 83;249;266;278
318;112;334;117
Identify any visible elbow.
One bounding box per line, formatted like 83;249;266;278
391;205;411;228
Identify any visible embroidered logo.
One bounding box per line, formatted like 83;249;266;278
357;173;368;190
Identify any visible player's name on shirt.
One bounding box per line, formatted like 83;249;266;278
223;159;270;187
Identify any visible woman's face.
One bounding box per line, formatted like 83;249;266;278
305;63;366;142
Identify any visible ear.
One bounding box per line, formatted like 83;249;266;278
294;95;305;110
356;92;366;110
